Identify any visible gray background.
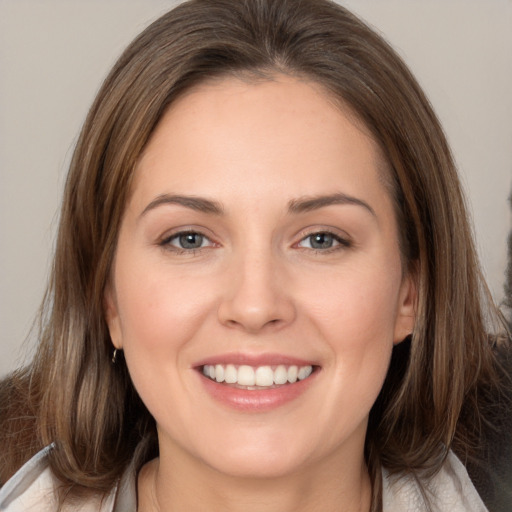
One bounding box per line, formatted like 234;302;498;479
1;0;511;376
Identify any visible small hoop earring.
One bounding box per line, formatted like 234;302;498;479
112;349;118;364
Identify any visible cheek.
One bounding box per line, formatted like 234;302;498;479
112;266;218;418
304;264;401;400
111;255;221;371
307;264;402;345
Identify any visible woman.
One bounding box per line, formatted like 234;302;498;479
0;0;510;510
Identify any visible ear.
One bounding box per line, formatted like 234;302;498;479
104;283;123;350
393;266;418;345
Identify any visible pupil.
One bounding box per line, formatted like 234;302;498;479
180;233;202;249
311;233;333;249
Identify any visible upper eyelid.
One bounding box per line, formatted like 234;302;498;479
159;231;217;254
296;232;350;246
157;226;351;248
157;236;208;257
294;226;351;242
159;226;215;242
164;231;210;242
294;227;354;250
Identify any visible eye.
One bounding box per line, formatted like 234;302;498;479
297;231;350;251
161;231;214;251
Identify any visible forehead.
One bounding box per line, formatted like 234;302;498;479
133;75;389;196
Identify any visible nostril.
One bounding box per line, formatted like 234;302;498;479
223;316;284;333
216;280;297;333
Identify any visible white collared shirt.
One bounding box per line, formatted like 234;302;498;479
0;446;135;512
0;447;488;511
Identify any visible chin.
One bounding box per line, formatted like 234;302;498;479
195;431;317;480
206;451;303;480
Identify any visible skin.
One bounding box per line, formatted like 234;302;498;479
105;75;416;512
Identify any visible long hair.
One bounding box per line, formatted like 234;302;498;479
2;0;509;509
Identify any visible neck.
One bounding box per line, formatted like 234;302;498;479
138;440;372;512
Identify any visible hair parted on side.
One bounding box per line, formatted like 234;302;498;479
1;0;509;510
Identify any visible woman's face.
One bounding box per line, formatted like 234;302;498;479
105;76;415;479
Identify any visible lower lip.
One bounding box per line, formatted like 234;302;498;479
198;370;318;412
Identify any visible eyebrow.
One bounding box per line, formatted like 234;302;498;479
287;193;376;216
141;194;224;217
140;192;375;218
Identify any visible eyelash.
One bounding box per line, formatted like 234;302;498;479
159;229;352;255
159;230;215;254
295;231;352;253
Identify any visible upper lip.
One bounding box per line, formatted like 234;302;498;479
193;353;319;369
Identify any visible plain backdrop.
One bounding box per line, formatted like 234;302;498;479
1;0;511;377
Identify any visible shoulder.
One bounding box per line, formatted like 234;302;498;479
0;446;132;512
0;371;42;485
383;451;488;512
0;446;59;511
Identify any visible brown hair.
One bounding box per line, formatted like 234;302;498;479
1;0;509;509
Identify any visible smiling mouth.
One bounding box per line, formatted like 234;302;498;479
201;364;315;389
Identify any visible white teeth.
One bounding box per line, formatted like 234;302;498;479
224;364;237;384
255;366;274;386
298;365;312;380
237;365;255;386
274;365;288;385
215;364;224;383
202;363;314;387
287;366;298;383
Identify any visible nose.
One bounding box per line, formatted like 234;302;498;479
217;251;296;334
